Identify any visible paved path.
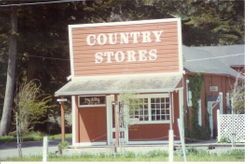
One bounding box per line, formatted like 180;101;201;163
0;139;245;160
0;139;62;159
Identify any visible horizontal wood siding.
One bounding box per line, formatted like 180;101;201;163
71;21;180;76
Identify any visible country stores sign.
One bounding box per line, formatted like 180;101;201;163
69;18;182;76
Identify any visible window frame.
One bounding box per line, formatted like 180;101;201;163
78;95;106;108
126;93;171;124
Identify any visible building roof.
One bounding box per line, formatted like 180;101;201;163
55;73;182;96
55;44;244;96
183;45;244;77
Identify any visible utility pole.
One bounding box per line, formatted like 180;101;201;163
0;6;18;136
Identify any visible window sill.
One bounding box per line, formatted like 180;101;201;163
129;120;170;125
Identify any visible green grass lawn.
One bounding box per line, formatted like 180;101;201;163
2;149;244;162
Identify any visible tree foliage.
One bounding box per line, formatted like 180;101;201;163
0;0;245;134
15;80;53;133
231;78;245;114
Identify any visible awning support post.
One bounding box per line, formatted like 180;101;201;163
168;92;174;162
113;100;120;153
57;98;67;142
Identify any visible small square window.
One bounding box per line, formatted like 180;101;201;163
79;96;106;107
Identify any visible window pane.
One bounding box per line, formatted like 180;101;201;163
129;97;149;122
150;96;170;121
161;115;166;120
166;115;170;120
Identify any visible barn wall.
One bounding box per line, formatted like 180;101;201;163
70;20;181;76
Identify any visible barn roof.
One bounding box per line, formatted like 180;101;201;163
183;45;244;77
55;44;244;96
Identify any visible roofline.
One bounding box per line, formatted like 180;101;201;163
184;71;244;79
68;18;180;28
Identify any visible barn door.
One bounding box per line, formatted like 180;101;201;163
207;101;219;138
111;101;128;145
106;95;128;145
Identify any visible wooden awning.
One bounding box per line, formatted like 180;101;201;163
55;73;182;96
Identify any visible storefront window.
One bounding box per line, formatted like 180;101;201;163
130;98;149;121
151;97;170;121
129;94;171;123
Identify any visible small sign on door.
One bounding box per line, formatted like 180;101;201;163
209;86;218;92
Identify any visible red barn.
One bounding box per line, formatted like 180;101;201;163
55;18;184;146
55;18;244;146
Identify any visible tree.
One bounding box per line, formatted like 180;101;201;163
0;8;9;116
15;80;53;134
153;0;244;45
231;76;245;114
0;0;245;135
0;7;17;136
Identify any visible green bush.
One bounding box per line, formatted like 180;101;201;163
22;131;44;141
218;136;231;143
0;135;15;142
58;141;69;155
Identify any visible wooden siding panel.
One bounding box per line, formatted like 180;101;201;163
70;20;180;76
129;124;169;141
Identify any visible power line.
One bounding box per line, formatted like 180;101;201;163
185;53;244;62
0;0;85;7
24;54;70;61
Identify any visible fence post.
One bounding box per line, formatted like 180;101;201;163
217;109;221;142
168;129;174;162
42;136;48;162
177;118;187;162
